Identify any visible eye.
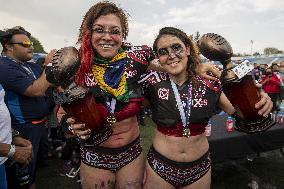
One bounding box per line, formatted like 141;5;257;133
171;43;183;52
92;27;104;34
110;29;121;35
157;48;168;56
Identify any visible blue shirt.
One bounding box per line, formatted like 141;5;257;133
0;56;51;127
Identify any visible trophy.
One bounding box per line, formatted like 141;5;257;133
198;33;275;133
47;47;112;145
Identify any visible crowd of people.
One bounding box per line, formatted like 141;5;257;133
252;61;284;113
0;1;274;189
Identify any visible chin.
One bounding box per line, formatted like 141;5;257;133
98;50;118;59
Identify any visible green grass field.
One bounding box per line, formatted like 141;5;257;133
37;117;284;189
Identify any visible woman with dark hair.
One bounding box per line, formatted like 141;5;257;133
65;2;221;189
141;27;272;189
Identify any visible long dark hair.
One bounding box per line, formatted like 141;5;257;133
153;27;201;83
76;1;129;85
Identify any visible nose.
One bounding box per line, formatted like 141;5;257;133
101;31;112;40
168;49;177;59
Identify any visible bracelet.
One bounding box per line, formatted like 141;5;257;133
12;129;20;139
7;145;16;159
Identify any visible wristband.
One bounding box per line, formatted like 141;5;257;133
7;144;16;159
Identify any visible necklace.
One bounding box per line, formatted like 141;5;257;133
170;79;193;138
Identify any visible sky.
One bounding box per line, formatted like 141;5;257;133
0;0;283;54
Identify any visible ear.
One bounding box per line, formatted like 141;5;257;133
185;46;190;56
5;44;14;52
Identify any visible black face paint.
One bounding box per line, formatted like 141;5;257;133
157;43;184;58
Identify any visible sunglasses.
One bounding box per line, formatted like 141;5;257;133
157;43;184;57
9;41;33;48
92;27;122;37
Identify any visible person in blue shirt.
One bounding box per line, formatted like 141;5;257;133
0;26;55;189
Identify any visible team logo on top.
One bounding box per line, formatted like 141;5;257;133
85;73;97;87
158;88;169;100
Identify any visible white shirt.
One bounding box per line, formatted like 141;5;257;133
0;84;12;164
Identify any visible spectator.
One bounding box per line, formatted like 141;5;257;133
278;61;284;100
261;67;281;112
0;26;55;189
252;63;261;82
0;83;33;189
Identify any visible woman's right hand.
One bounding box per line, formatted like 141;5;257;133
66;117;91;140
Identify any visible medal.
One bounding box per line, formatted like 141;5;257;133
106;114;116;126
183;128;190;138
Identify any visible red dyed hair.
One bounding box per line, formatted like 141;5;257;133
76;1;129;85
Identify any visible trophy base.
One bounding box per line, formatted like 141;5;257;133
234;113;276;134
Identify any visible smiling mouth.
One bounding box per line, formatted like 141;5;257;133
101;44;114;49
167;61;179;66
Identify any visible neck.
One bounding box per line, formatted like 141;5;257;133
4;52;22;63
169;72;188;86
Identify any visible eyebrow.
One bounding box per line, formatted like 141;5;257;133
92;24;121;29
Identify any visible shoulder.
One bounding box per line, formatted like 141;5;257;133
0;56;13;67
138;70;167;86
196;76;221;92
125;45;155;65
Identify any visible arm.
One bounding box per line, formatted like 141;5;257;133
147;59;165;72
148;59;221;81
260;76;270;85
218;92;236;116
196;62;221;81
23;71;53;97
0;137;33;165
23;50;57;97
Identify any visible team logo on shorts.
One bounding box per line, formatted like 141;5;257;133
158;88;169;100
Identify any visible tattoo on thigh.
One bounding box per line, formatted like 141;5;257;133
121;181;143;189
94;180;115;189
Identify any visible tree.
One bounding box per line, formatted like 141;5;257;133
253;52;260;56
30;36;46;53
264;47;283;55
194;31;200;42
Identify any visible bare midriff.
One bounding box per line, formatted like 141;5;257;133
99;115;140;148
152;129;209;162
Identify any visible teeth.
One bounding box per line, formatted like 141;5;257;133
102;44;112;49
169;61;178;65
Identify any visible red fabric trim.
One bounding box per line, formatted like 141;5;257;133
157;122;206;137
127;53;148;65
202;78;221;92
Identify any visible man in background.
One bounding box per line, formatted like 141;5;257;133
0;26;55;189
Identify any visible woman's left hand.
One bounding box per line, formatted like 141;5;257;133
255;88;273;117
196;62;221;81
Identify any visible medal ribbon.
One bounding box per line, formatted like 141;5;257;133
170;80;192;136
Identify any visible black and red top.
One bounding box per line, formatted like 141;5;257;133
85;45;154;124
140;71;222;137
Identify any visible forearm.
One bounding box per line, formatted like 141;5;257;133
0;143;10;157
218;92;236;115
23;71;52;96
